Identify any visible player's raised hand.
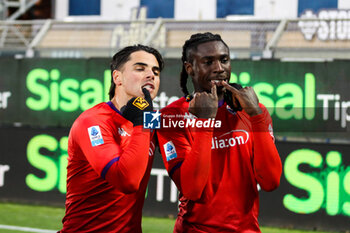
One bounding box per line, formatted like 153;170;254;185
222;81;262;116
121;88;153;126
189;82;218;119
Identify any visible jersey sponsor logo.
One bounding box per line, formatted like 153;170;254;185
88;125;104;146
118;127;130;136
211;130;249;150
164;141;177;161
132;97;149;110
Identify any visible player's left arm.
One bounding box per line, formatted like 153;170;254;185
250;104;282;191
222;81;282;191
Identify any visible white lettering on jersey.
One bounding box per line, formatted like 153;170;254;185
118;127;130;137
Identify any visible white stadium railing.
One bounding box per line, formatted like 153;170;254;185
1;17;350;59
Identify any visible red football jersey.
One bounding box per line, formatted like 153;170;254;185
157;97;282;232
60;102;155;233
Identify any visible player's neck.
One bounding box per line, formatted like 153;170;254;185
110;98;121;111
111;94;128;111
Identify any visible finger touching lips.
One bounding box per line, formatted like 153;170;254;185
142;83;154;92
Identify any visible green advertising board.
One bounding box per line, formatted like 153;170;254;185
0;58;350;231
0;58;349;140
0;127;349;231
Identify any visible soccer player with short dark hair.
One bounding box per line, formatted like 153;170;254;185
60;44;164;232
157;32;282;232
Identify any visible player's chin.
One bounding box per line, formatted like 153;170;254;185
216;86;224;94
208;86;224;96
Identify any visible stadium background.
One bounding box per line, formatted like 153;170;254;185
0;0;350;232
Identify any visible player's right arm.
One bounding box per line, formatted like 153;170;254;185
70;118;151;194
157;118;213;201
157;85;217;201
70;89;154;194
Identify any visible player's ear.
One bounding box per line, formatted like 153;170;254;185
112;70;122;86
184;61;194;76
